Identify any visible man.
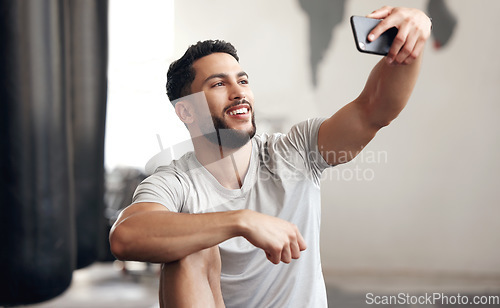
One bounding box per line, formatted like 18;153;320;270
109;6;432;307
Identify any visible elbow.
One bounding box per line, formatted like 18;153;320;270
372;118;393;129
109;224;177;263
109;226;131;261
366;102;400;130
367;105;399;130
361;91;405;130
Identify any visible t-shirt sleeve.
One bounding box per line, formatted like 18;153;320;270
131;170;186;212
284;117;331;184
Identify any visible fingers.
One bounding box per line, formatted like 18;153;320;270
281;244;292;264
243;211;307;265
266;251;280;265
290;226;306;260
405;39;426;65
290;240;301;260
388;20;429;65
394;25;418;64
265;224;307;265
386;22;412;64
366;6;393;19
297;229;307;251
367;17;395;43
265;244;291;265
366;6;395;42
367;7;431;65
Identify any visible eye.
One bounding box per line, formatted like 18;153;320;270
212;81;224;88
239;79;249;85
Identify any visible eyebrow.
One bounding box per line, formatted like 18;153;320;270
203;71;249;85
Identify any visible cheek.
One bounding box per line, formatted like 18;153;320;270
203;94;226;114
246;89;255;102
194;95;219;117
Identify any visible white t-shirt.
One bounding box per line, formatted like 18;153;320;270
132;118;330;307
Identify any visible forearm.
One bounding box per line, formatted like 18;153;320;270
360;53;423;128
110;208;244;263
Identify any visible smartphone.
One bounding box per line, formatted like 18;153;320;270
350;15;398;56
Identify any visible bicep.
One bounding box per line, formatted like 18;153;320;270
114;202;169;227
318;97;380;166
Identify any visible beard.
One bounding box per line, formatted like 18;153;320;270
201;103;256;149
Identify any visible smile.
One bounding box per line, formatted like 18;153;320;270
228;107;249;116
225;102;252;118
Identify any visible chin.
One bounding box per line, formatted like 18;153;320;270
202;112;257;148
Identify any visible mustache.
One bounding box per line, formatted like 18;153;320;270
223;99;252;113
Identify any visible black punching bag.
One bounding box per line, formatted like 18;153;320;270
68;0;108;270
0;0;75;305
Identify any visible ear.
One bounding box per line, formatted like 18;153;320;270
174;101;194;124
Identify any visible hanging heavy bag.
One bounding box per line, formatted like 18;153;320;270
0;0;76;305
68;0;109;270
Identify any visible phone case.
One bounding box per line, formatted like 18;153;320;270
350;16;398;56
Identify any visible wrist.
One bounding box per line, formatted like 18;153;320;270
231;209;252;238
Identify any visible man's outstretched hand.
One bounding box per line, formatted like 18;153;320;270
367;6;432;65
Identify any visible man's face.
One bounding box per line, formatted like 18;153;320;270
189;53;256;148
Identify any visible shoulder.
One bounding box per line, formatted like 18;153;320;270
147;152;196;185
254;118;327;151
132;153;198;211
253;118;330;180
138;152;199;195
287;118;328;141
250;118;326;165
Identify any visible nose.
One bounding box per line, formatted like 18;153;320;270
229;83;246;101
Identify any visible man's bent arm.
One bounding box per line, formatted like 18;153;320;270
318;7;431;165
109;202;306;264
110;202;240;263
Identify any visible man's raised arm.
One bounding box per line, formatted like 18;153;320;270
318;7;432;165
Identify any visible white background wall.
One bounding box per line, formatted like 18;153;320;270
107;0;500;279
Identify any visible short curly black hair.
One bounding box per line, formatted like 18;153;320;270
166;40;239;105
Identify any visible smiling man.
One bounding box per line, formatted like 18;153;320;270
109;6;432;308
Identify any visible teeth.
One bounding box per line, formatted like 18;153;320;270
229;108;248;116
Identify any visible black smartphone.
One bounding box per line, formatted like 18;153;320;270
350;15;398;56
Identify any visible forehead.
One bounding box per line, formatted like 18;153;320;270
192;53;243;82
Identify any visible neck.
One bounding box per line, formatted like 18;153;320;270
193;136;252;190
